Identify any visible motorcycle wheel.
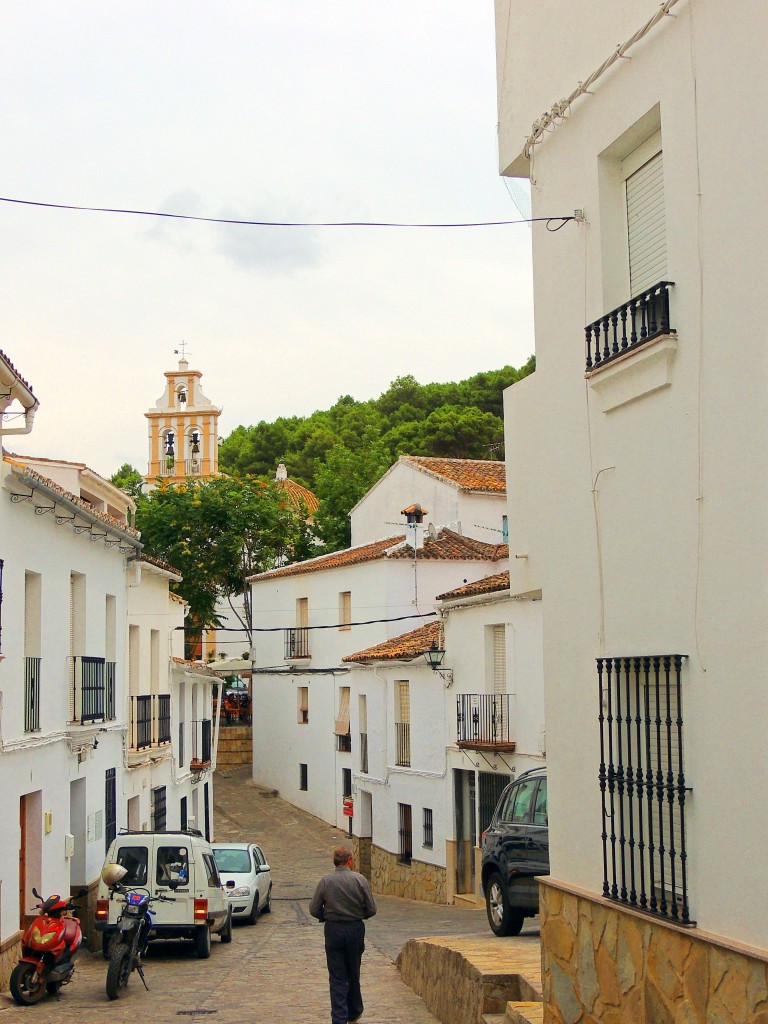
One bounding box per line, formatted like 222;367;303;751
10;962;47;1005
106;944;132;1000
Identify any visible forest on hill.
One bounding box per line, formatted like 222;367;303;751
218;358;534;548
219;358;534;485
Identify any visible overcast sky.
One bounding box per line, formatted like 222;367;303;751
2;1;534;478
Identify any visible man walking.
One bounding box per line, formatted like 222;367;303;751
309;846;377;1024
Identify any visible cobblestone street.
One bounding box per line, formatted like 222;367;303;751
0;768;540;1023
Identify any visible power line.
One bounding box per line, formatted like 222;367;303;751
177;611;436;633
0;195;575;231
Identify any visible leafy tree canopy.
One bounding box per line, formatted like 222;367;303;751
110;463;144;499
135;476;312;649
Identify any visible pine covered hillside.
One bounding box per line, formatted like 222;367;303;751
219;358;534;487
219;358;534;549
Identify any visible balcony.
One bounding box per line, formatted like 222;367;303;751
69;657;116;724
184;458;203;476
284;627;310;660
24;657;41;732
127;693;173;754
585;281;674;372
456;694;515;752
191;718;212;769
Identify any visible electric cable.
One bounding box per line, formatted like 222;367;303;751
0;194;576;230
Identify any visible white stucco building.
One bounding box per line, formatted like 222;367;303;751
495;0;768;1017
0;350;219;983
245;456;548;903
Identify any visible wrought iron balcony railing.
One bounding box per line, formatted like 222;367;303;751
284;627;310;659
24;657;41;731
129;693;173;751
585;280;674;372
456;693;514;750
157;693;172;744
69;657;116;724
131;694;153;750
395;722;411;767
598;655;693;926
191;718;212;767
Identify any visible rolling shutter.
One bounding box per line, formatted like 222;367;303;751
626;149;667;296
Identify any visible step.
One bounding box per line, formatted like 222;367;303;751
397;935;542;1024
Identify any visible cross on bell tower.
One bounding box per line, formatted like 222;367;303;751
144;348;222;485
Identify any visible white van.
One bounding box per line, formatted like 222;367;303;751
96;830;231;958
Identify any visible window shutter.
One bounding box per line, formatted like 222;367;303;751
299;687;309;712
359;695;367;733
626;149;667;296
493;625;507;695
334;687;351;736
396;681;410;724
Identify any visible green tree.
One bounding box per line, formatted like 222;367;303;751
110;463;144;499
313;437;392;550
135;476;311;656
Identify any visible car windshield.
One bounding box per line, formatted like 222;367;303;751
213;848;252;873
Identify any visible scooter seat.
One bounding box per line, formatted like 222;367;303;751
61;918;80;948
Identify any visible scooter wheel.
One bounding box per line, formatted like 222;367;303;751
10;962;47;1005
106;945;132;1000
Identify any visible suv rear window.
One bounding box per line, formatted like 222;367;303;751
115;846;149;886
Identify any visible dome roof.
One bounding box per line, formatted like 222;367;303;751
274;462;319;516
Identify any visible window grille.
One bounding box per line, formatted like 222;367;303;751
395;681;411;767
300;763;308;791
151;786;167;831
478;772;512;836
598;655;693;925
398;803;412;865
423;808;433;849
105;768;117;853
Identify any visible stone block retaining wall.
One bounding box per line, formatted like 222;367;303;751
540;878;768;1024
0;931;22;992
368;844;447;904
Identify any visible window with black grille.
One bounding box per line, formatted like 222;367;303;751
422;808;433;849
398;803;412;865
151;785;167;831
300;763;308;791
598;654;693;925
105;768;117;853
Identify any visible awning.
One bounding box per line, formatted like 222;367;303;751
334;687;350;736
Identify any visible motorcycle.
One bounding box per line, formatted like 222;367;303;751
105;879;174;1000
10;887;89;1005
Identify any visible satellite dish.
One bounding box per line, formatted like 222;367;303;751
427;523;438;540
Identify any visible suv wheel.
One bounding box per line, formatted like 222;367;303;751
485;872;524;936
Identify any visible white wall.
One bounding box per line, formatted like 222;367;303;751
351;460;506;546
497;0;768;945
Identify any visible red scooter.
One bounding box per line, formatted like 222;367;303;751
10;887;88;1005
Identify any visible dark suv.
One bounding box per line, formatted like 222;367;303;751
480;766;548;935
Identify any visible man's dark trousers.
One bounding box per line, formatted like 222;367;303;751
324;919;365;1024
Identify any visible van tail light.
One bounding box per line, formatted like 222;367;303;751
194;899;208;922
96;899;109;921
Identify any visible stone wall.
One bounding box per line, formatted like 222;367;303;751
215;725;252;770
370;844;447;905
540;878;768;1024
352;836;372;880
0;931;23;993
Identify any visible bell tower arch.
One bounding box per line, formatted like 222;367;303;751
144;351;222;485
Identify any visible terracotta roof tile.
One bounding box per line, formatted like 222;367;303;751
402;456;506;493
0;349;38;402
437;570;510;601
249;529;507;582
275;476;319;515
4;456;141;540
343;620;443;663
139;552;183;578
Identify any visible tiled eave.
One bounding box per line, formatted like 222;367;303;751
343;620;443;664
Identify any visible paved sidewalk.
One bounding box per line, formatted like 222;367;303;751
0;769;539;1024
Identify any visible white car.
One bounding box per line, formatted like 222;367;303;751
212;843;272;925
